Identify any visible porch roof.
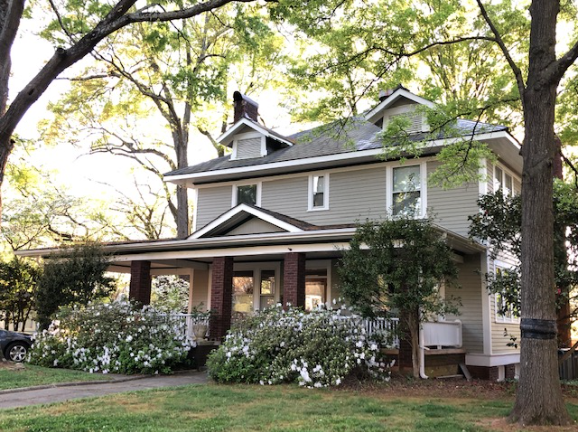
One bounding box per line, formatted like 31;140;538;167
16;222;485;274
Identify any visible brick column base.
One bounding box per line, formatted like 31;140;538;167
210;257;234;340
283;252;306;308
129;261;152;305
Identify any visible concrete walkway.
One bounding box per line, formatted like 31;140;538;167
0;370;208;410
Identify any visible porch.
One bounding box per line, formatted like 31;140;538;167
171;312;465;379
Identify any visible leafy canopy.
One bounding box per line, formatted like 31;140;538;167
468;181;578;316
35;243;116;329
338;217;459;319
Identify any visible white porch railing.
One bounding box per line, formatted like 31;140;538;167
165;313;461;350
164;314;210;341
334;316;400;348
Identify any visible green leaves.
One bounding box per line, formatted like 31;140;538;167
35;243;116;329
339;217;459;320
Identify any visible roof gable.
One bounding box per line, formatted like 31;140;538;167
365;87;435;124
190;204;311;239
217;117;294;148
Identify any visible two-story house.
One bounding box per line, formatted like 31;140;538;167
18;87;522;380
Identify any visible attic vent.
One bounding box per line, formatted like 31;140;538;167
235;137;262;159
387;111;423;134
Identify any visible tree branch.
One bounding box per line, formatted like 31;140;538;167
547;37;578;85
0;0;258;144
47;0;77;44
475;0;526;99
0;0;24;115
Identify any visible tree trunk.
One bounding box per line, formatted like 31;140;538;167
174;131;189;239
408;309;420;379
510;2;570;424
553;136;572;348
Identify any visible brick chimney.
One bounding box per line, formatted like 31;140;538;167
233;91;259;123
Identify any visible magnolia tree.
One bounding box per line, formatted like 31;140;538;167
469;183;578;348
338;218;459;378
35;243;115;329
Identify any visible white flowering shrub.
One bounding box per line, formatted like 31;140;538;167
27;302;191;374
207;304;390;387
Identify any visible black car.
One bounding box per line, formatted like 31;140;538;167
0;329;33;362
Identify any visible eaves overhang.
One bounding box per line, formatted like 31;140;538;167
15;224;486;263
217;117;294;148
165;130;518;187
14;228;359;260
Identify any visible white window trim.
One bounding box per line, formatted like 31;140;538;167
232;182;262;207
305;259;333;306
386;162;428;218
231;132;266;160
493;260;520;324
233;262;281;312
493;163;519;196
308;173;330;211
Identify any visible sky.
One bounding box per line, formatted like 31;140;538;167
8;12;294;208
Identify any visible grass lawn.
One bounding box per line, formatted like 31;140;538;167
0;364;113;390
0;382;576;432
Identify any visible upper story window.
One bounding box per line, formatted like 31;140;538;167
233;183;261;207
494;165;515;196
392;165;422;216
308;174;329;211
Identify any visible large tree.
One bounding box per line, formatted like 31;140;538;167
0;0;268;220
41;4;283;238
276;0;577;425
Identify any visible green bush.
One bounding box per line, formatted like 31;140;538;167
28;302;191;374
207;304;390;387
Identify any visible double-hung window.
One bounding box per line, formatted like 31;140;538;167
494;165;514;196
392;165;422;216
308;174;329;210
494;265;520;324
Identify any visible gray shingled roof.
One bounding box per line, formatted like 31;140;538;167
165;117;507;177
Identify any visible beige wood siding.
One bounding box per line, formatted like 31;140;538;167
427;161;480;237
191;269;210;309
491;295;520;354
262;167;387;225
514;178;521;194
445;254;484;352
486;160;495;194
490;253;521;354
226;219;284;236
330;259;342;302
196;186;231;229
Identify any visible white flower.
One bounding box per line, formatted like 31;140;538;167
300;368;311;383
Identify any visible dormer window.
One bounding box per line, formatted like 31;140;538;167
233;183;261;207
232;132;265;160
383;105;426;134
